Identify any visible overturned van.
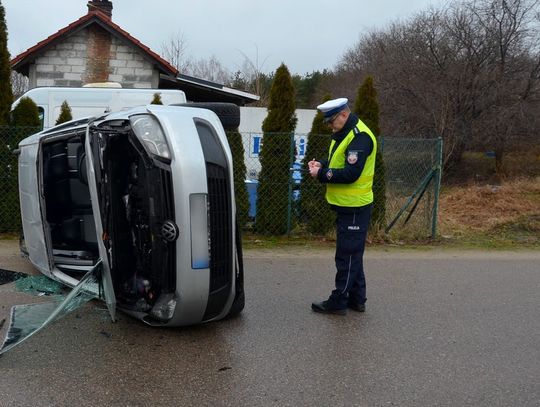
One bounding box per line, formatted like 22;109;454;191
17;103;245;327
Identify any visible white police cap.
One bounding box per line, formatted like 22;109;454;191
317;98;349;122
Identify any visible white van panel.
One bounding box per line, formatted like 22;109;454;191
53;106;109;123
12;87;187;129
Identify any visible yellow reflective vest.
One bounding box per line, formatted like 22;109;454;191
326;120;377;207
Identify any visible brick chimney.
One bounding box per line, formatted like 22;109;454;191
87;0;113;19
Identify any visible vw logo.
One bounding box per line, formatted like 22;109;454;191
161;220;179;242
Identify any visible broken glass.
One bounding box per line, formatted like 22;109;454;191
0;269;28;285
15;275;63;296
0;262;102;355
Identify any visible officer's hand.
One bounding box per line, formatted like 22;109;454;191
308;159;321;170
308;160;321;178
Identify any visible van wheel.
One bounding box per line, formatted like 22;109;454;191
226;220;245;319
174;102;240;131
226;289;245;318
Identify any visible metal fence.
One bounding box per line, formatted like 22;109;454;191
0;126;442;240
0;126;40;234
237;132;443;239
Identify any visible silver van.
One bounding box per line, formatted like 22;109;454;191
17;103;244;327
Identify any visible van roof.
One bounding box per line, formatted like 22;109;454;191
11;87;187;108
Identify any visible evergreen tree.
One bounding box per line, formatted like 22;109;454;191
299;94;334;234
226;129;250;228
55;100;73;125
354;76;386;230
151;92;163;105
255;63;297;234
292;71;324;108
0;1;12;125
10;97;41;127
1;97;40;232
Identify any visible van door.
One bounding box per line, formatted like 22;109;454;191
84;126;117;321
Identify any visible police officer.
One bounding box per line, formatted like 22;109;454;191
308;98;377;315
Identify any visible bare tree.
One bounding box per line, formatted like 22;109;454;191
161;31;232;84
11;70;28;99
235;46;271;106
188;55;232;84
160;30;191;73
335;0;540;174
466;0;540;173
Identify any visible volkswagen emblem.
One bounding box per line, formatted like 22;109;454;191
161;220;179;242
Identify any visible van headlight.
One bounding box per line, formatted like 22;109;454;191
130;114;171;160
150;293;177;322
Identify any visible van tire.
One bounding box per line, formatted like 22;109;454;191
174;102;240;131
226;290;245;319
225;220;245;319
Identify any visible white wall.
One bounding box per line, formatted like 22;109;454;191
239;107;317;179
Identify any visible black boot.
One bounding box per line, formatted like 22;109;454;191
311;300;347;315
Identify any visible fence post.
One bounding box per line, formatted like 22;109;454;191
431;137;443;238
286;132;295;235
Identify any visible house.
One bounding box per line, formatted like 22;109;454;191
10;0;258;105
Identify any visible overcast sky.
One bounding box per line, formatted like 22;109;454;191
3;0;448;75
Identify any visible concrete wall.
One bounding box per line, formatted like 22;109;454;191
29;26;159;89
31;31;88;88
108;36;157;88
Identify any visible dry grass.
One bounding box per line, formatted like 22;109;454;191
439;177;540;237
445;150;540;184
244;177;540;249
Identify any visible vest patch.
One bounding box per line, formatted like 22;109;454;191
326;170;333;180
348;225;360;231
347;151;358;164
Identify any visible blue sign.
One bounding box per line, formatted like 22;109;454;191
250;134;262;157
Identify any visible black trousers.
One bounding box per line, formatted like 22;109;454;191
328;204;372;309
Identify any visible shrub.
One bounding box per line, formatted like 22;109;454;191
226;129;249;228
55;100;73;125
354;76;387;230
255;64;297;234
299;94;335;234
151;93;163;105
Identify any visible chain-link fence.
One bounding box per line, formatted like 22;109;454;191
236;132;443;239
0;126;40;234
0;126;442;240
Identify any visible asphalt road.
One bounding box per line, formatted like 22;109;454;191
0;241;539;407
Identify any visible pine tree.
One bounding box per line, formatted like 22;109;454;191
354;76;386;230
299;94;335;234
10;97;41;127
255;64;297;234
151;93;163;105
55;100;73;125
226;129;249;228
0;0;13;125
